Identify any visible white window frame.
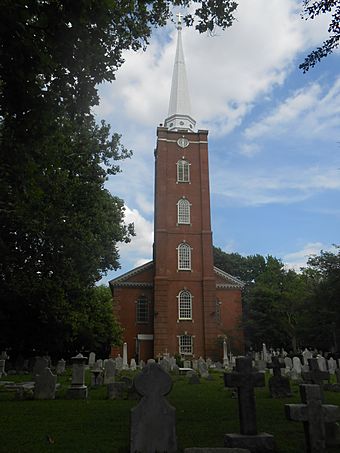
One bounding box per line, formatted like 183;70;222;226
177;242;192;270
136;297;149;324
179;335;193;355
178;290;192;320
177;159;190;183
177;198;191;224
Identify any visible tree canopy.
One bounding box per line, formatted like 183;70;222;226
300;0;340;71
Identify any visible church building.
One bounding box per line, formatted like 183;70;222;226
109;17;244;362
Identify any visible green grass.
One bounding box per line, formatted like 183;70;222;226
0;371;340;452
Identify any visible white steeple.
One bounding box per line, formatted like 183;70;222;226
164;13;196;132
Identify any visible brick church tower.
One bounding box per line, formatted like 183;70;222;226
109;17;244;362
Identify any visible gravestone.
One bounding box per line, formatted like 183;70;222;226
192;360;198;371
33;356;49;378
91;367;103;386
88;352;96;368
328;358;337;375
104;358;116;384
66;353;88;399
284;357;292;369
0;359;6;377
183;360;192;368
336;369;340;384
188;372;200;384
34;367;57;400
285;384;340;453
96;359;103;370
130;358;137;371
115;354;123;371
302;358;330;401
302;348;313;366
267;357;292;398
139;360;145;370
185;449;250;453
317;356;327;372
198;359;210;379
224;357;275;452
254;360;266;373
107;382;126;400
131;363;177;453
56;359;66;375
160;357;171;374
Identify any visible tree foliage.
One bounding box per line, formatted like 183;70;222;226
300;0;340;71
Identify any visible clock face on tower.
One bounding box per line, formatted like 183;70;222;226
177;137;189;148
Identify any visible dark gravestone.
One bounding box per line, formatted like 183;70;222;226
335;368;340;384
302;358;330;401
267;357;292;398
285;384;340;453
224;357;275;452
131;363;177;453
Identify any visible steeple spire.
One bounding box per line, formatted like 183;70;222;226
164;13;196;132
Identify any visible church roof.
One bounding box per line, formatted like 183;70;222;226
164;14;196;132
109;261;154;289
109;260;244;290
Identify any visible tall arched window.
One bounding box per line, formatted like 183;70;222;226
178;290;192;320
177;198;191;224
177;159;190;183
177;242;192;270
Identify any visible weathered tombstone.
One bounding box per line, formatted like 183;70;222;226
139;360;145;370
198;358;210;379
88;352;96;368
302;358;330;401
56;359;66;375
267;357;292;398
130;358;137;371
0;359;6;377
206;358;213;368
336;369;340;384
292;356;302;375
91;366;103;386
188;372;200;384
302;348;313;366
34;367;57;400
215;362;223;370
160;357;171;374
254;360;266;373
66;353;88;399
284;357;292;369
96;359;103;370
328;358;337;375
115;354;123;371
131;363;177;453
107;382;126;400
122;342;129;370
33;356;49;378
224;356;275;452
192;359;198;371
285;384;340;453
104;358;116;384
169;356;177;371
317;356;328;372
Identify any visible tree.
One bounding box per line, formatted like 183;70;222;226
300;0;340;72
0;1;239;356
301;246;340;351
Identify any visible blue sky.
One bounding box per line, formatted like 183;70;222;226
94;0;340;284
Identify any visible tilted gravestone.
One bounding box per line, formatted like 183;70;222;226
224;356;275;452
131;363;177;453
267;357;292;398
34;367;57;400
285;384;340;453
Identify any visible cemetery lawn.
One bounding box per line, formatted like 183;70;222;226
0;371;340;453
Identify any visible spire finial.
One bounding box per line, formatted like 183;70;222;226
164;14;196;132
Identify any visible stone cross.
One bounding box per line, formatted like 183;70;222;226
176;12;183;25
224;356;265;435
285;384;340;453
267;357;285;377
130;363;177;453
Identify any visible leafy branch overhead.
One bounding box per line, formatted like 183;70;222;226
300;0;340;71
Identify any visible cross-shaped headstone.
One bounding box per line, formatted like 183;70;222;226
302;358;330;402
176;12;183;25
224;356;265;435
267;357;285;377
285;384;340;453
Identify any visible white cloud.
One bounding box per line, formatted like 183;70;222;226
283;242;338;271
242;77;340;147
212;166;340;206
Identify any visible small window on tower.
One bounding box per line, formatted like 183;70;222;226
177;198;191;224
177;159;190;183
136;297;149;323
179;335;193;355
177;242;192;270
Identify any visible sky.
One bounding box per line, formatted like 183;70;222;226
94;0;340;285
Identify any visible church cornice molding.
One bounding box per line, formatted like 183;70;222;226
157;137;208;145
116;282;154;289
214;266;245;289
109;260;154;287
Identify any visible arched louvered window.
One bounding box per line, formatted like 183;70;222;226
177;242;192;270
177;198;191;224
178;290;192;320
177;159;190;182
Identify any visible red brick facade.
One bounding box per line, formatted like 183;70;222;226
109;127;244;362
